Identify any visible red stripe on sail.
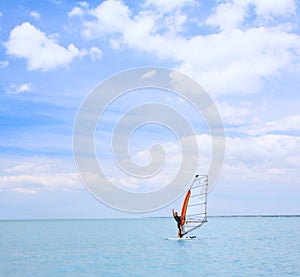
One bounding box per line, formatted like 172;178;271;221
180;189;191;227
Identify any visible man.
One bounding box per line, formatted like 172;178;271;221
172;208;183;238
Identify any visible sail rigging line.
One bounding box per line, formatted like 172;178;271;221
180;174;208;236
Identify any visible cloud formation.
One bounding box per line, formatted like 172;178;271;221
6;82;33;94
241;115;300;136
4;22;100;71
30;11;40;20
0;60;9;68
0;159;82;194
223;134;300;187
69;0;300;95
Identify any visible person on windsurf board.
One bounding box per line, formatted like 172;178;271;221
172;208;183;238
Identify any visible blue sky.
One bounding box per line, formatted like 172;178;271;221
0;0;300;218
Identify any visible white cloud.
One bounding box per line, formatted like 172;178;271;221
6;82;33;94
68;1;89;17
11;187;38;194
0;159;82;193
84;0;131;37
226;134;300;168
88;46;102;61
30;11;40;20
216;101;256;125
214;133;300;194
206;0;296;31
144;0;196;13
71;0;300;96
266;168;286;175
113;131;300;192
99;133;212;193
99;139;182;192
4;22;87;71
176;26;300;95
0;60;9;68
241;115;300;135
206;1;246;31
110;177;139;189
5;162;35;173
252;0;296;17
69;6;84;17
140;69;157;80
0;173;81;192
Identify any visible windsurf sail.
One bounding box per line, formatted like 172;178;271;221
180;189;191;226
180;175;208;235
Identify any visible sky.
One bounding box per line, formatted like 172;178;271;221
0;0;300;219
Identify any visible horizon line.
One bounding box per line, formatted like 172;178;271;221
0;214;299;221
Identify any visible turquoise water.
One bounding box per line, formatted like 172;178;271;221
0;217;299;276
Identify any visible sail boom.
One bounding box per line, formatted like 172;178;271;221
182;220;207;235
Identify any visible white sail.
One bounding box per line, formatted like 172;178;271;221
180;175;208;235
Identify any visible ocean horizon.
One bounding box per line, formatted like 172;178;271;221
1;214;299;221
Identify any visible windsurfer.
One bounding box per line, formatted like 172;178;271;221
172;208;183;238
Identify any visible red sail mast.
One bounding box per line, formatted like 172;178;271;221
180;189;191;227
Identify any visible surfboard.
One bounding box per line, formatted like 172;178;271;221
165;236;196;240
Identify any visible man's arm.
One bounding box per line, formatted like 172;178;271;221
172;208;175;217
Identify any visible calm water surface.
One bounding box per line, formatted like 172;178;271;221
0;217;299;276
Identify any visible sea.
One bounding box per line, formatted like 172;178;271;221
0;216;299;276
